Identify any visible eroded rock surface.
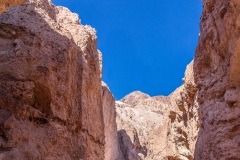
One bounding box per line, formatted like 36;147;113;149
0;0;106;159
194;0;240;159
0;0;26;13
116;61;199;160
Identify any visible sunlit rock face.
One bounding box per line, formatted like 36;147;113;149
194;0;240;159
0;0;26;13
0;0;108;159
116;61;199;160
102;82;123;160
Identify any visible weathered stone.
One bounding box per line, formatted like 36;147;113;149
194;0;240;159
0;0;105;159
116;61;199;160
0;0;26;13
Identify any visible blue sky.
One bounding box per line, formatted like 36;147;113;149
52;0;202;100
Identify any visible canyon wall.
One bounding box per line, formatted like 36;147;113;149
0;0;116;159
194;0;240;159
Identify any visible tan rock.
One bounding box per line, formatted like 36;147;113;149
194;0;240;159
121;91;150;106
102;82;123;160
0;0;105;159
116;62;199;159
0;0;26;13
116;100;166;160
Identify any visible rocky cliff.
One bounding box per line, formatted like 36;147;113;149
0;0;118;159
194;0;240;159
116;61;199;160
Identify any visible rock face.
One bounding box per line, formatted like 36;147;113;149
194;0;240;159
116;61;199;160
0;0;112;159
116;96;166;160
0;0;26;13
102;82;123;160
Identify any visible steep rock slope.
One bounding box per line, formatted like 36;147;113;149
0;0;118;159
194;0;240;159
116;61;199;160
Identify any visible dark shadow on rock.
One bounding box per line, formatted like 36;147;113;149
118;129;148;160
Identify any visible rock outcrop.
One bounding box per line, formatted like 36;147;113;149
0;0;26;13
0;0;114;159
116;61;199;160
116;96;166;160
194;0;240;159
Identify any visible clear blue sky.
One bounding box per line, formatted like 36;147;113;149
52;0;202;100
